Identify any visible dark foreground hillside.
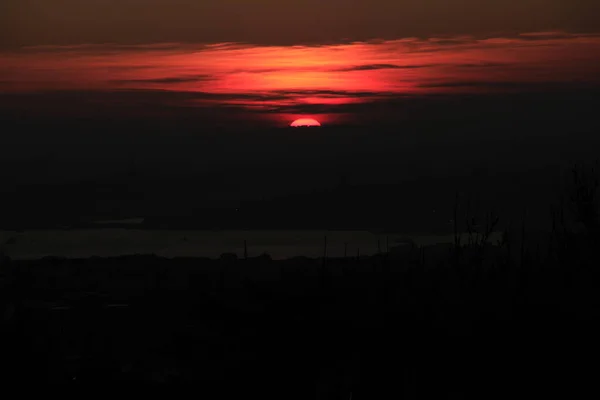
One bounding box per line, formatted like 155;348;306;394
1;238;599;397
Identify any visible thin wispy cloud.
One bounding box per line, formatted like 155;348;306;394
418;81;597;90
335;64;439;72
114;75;215;84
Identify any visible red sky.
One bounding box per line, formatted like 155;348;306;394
2;32;600;126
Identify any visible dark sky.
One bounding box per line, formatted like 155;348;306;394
2;0;599;48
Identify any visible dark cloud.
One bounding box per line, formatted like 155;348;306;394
517;32;600;41
456;62;508;68
106;65;155;71
0;88;405;122
0;89;293;110
230;66;321;74
14;43;204;54
335;63;438;72
399;33;600;54
273;90;401;99
2;86;600;133
114;75;215;84
418;81;600;91
335;61;507;72
425;38;475;46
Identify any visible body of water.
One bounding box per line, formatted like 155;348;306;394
0;229;503;260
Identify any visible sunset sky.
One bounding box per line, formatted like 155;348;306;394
2;1;600;127
2;32;600;127
1;1;600;228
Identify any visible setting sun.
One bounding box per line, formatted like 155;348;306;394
290;118;321;127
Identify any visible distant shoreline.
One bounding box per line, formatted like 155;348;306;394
1;228;505;261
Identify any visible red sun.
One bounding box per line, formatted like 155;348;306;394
290;118;322;127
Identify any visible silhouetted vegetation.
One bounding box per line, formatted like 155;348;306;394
1;164;600;397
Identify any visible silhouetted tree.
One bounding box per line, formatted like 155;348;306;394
567;161;600;235
551;161;600;271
